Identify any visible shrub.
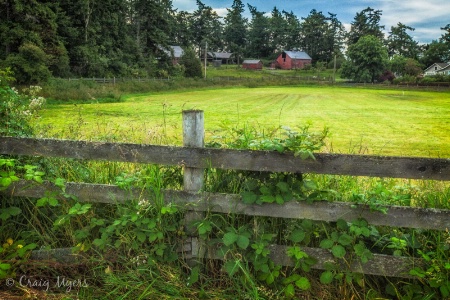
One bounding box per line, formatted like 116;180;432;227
2;43;51;84
379;70;395;83
179;48;203;78
0;68;45;136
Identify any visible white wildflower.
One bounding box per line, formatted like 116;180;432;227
29;97;45;110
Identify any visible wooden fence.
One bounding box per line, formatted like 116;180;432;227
65;77;171;84
63;75;333;84
1;110;449;278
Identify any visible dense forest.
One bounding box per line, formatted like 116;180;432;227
1;0;450;84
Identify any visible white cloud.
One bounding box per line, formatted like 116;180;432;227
172;0;196;12
214;8;228;17
379;0;449;42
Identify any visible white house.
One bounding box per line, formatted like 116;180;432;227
423;63;450;76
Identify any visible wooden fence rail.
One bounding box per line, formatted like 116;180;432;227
1;110;449;279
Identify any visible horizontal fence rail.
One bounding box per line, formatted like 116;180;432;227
1;137;449;180
4;180;449;231
1;109;449;279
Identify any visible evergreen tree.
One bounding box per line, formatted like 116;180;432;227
269;7;288;54
386;23;419;59
299;10;329;62
347;7;385;46
326;13;346;59
172;10;193;48
0;0;69;82
246;4;271;58
223;0;247;63
282;10;301;51
190;0;223;54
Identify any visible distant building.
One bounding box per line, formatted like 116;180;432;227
158;45;184;65
208;52;233;65
242;60;263;70
424;63;450;76
276;51;312;70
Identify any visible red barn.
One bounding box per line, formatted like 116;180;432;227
276;51;312;70
242;59;263;70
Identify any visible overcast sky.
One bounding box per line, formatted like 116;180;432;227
172;0;450;44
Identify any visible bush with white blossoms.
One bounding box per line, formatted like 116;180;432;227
0;68;46;137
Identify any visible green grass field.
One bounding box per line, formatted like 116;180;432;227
34;85;450;158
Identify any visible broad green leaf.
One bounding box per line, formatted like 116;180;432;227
241;191;257;204
36;197;48;207
33;176;43;183
303;180;317;190
187;266;200;286
284;283;295;298
331;245;346;258
136;231;146;243
266;272;275;284
320;271;334;284
338;233;353;246
223;232;238;246
336;219;349;230
48;197;59;206
276;181;289;192
156;248;164;256
319;239;334;249
260;194;275;203
148;232;158;242
289;229;306;243
68;203;81;215
260;186;271;195
17;243;37;257
295;277;311;290
275;194;284;204
1;177;12;187
283;274;302;284
7;206;21;216
236;235;250;249
93;238;106;248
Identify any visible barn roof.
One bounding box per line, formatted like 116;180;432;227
283;51;311;60
211;52;233;59
243;60;262;64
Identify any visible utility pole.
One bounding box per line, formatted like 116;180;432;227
204;41;207;80
333;54;337;84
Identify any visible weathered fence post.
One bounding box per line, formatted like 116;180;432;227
182;110;205;264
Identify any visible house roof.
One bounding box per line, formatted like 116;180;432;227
437;64;450;72
283;51;311;60
243;60;262;64
424;62;449;72
159;45;184;58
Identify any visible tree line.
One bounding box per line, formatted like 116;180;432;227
1;0;450;84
